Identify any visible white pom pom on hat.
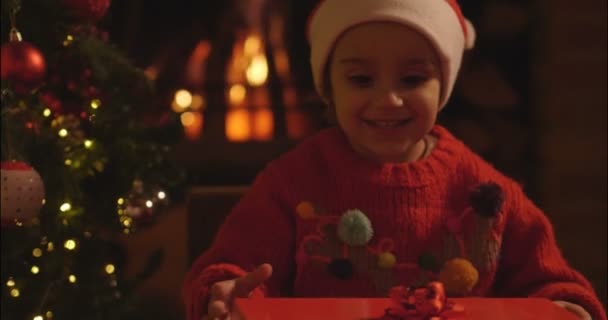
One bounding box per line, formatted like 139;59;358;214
307;0;476;109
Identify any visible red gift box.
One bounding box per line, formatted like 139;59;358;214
234;297;580;320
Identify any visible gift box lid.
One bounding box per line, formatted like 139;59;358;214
234;297;579;320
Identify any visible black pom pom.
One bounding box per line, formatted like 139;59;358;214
470;182;504;217
327;258;354;280
418;252;440;272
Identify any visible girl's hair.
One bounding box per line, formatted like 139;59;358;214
321;56;337;125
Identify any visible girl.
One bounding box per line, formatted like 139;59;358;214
183;1;605;319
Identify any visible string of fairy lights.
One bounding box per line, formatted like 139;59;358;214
5;224;119;320
3;31;170;320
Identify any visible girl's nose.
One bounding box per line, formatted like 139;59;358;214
376;90;405;108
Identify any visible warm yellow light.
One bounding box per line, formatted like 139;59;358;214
246;54;268;86
64;239;77;250
33;315;43;320
145;200;153;208
190;94;205;111
157;191;166;200
10;288;20;297
244;35;262;56
68;274;76;283
63;34;74;47
6;279;15;287
84;140;93;148
60;203;72;212
174;90;193;109
31;266;40;274
253;108;274;141
122;217;132;227
43;108;52;117
117;198;124;205
228;84;247;107
180;112;195;126
47;242;54;251
90;99;101;109
226;109;251;142
58;129;68;137
32;248;42;258
45;311;53;318
64;159;72;166
105;264;116;274
183;112;203;141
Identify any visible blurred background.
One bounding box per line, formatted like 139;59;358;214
2;0;605;319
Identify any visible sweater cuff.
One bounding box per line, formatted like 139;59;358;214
184;263;266;320
529;282;606;320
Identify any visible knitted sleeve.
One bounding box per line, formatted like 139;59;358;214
493;182;606;320
181;166;295;320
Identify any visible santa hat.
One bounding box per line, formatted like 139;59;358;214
307;0;476;109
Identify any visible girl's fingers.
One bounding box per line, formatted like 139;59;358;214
208;299;229;318
235;264;273;297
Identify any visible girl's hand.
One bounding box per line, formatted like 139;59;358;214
203;263;273;320
554;300;592;320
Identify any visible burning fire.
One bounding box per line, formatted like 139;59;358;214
225;32;274;141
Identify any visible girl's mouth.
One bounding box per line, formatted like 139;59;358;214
362;119;411;128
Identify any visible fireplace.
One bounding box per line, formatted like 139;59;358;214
161;0;326;185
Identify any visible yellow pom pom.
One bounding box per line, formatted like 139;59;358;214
296;201;317;219
438;258;479;296
377;252;396;269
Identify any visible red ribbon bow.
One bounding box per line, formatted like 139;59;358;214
386;282;464;320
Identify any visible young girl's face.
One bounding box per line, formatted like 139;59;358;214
328;22;441;163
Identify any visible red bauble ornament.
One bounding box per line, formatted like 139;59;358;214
62;0;111;22
1;161;45;227
1;29;47;95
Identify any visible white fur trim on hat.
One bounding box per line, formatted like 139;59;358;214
308;0;476;109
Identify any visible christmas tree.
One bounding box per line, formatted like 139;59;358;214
1;0;184;319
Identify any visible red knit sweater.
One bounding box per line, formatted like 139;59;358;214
183;125;606;320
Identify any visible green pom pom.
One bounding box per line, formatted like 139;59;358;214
418;253;440;272
337;209;373;246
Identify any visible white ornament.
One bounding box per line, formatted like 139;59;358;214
1;161;45;225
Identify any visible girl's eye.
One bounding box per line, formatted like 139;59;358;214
401;75;428;87
347;75;373;87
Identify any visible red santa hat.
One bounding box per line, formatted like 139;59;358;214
307;0;476;109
